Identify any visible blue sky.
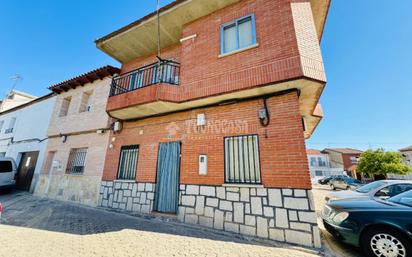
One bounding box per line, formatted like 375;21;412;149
0;1;411;151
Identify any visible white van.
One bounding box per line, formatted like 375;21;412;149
0;157;17;189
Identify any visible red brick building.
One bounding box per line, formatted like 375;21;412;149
96;0;330;248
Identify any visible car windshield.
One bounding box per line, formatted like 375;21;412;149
388;190;412;207
356;181;386;193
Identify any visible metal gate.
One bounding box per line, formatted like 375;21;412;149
154;141;181;213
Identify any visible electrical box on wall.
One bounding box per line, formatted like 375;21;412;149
199;154;207;175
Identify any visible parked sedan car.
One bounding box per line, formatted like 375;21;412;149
326;180;412;202
0;158;17;190
318;175;348;185
329;176;362;191
322;189;412;257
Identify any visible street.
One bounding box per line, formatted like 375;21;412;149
0;191;320;257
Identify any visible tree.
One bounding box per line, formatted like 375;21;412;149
357;148;412;177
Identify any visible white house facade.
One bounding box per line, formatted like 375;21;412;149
306;149;345;182
0;93;56;192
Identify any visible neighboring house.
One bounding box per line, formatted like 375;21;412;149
387;145;412;180
0;90;37;112
0;93;56;192
95;0;330;248
34;66;120;206
321;148;363;179
306;149;344;180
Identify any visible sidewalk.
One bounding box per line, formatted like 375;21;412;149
0;191;321;257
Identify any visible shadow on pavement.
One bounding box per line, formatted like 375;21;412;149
0;191;318;254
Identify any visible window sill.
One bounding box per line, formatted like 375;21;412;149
222;183;263;188
114;179;136;183
218;43;259;58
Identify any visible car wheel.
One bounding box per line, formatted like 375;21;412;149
330;184;335;191
361;227;410;257
346;185;350;190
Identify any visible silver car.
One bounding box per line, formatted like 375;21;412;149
326;180;412;202
0;157;17;190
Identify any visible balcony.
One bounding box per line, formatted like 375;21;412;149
109;60;180;97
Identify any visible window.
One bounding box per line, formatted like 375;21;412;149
66;148;87;174
0;160;13;173
315;170;323;176
375;184;412;198
318;157;326;167
310;157;317;166
221;14;256;55
0;120;4;132
79;91;93;113
224;135;261;184
350;156;358;164
59;97;71;117
5;117;16;134
117;145;139;180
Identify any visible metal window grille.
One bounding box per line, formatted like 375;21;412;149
66;148;87;174
117;145;139;180
224;135;261;184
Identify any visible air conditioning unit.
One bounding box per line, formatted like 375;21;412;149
113;121;122;132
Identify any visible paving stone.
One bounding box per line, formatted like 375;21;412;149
186;185;199;195
199;216;214;228
216;187;226;199
240;188;250;202
294;189;306;197
225;212;233;222
137;183;145;191
245;215;256;226
185;214;199;224
269;228;285;242
233;202;244;223
219;200;233;211
268;189;283;207
256;188;267;196
224;222;239;233
204;206;214;218
226;187;239;192
226;192;240;201
146;183;153;192
284;197;309;210
200;186;215;197
195;196;205;215
275;208;288;228
263;206;274;217
214;209;224;230
256;217;268;238
240;225;256;236
298;211;317;223
205;197;219;207
313;227;322;248
251;197;263;215
289;210;298;221
282;189;293;196
285;230;312;247
182;195;196;207
290;222;311;232
177;206;185;222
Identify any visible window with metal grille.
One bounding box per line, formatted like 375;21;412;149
66;148;87;174
117;145;139;180
224;135;261;184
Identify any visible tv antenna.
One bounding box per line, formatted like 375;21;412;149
8;74;23;95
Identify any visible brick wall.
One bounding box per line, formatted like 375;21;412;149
103;91;311;189
107;0;325;111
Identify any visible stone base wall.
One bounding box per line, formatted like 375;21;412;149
178;185;321;248
99;180;155;213
35;174;101;207
98;181;320;248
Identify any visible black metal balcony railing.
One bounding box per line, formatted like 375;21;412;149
110;60;180;97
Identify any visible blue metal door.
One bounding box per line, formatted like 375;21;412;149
154;141;181;213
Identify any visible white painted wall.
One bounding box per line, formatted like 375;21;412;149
307;153;345;182
0;95;56;192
